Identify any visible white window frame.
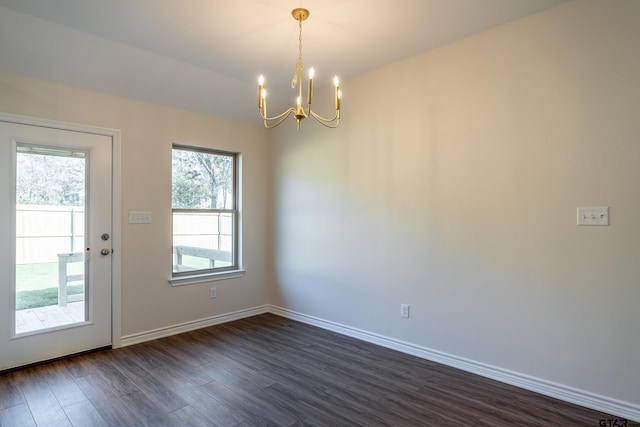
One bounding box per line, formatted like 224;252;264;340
169;144;244;286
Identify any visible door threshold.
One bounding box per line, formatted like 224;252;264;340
0;345;112;375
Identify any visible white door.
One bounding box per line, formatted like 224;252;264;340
0;119;113;370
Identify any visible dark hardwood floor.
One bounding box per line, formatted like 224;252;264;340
0;313;620;426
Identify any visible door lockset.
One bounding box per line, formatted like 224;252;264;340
100;248;111;256
101;233;110;241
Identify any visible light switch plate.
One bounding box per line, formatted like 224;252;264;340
129;211;152;224
577;207;609;226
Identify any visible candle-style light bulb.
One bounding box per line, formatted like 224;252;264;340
334;76;340;110
258;75;265;108
308;67;315;105
297;96;301;106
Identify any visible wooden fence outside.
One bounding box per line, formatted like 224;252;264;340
16;205;84;264
16;207;233;266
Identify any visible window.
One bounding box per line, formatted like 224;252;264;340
171;145;240;282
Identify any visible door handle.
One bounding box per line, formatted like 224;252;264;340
100;248;111;256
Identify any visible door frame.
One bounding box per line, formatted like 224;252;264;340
0;112;122;349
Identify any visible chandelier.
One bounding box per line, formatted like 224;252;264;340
258;8;341;130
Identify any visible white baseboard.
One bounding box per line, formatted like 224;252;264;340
119;305;269;347
269;305;640;423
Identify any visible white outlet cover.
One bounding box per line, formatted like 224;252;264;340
577;207;609;226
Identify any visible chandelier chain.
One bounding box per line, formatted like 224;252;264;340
297;17;303;73
292;17;303;88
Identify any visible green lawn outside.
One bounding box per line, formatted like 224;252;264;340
16;285;84;310
15;262;84;310
178;254;232;270
16;262;84;291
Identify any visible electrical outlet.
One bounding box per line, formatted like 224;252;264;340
210;287;217;299
400;304;410;318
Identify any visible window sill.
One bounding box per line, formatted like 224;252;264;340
169;269;246;287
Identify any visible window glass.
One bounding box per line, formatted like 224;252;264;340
172;146;238;275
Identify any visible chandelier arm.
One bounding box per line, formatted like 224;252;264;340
311;116;340;129
309;109;339;124
309;111;340;129
262;109;296;129
260;107;296;122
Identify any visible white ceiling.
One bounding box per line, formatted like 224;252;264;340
0;0;567;124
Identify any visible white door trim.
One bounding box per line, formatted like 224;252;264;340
0;112;122;349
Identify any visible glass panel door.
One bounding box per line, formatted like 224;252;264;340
15;145;88;334
0;118;113;371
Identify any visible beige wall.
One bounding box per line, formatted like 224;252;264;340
271;0;640;410
0;72;271;336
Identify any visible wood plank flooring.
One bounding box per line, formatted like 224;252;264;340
0;313;622;426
